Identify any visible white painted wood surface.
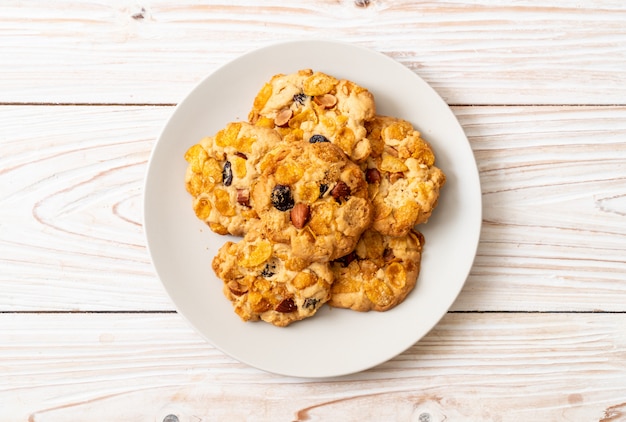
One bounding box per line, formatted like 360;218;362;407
3;313;626;421
1;1;626;420
1;0;626;105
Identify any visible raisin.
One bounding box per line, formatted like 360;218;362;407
234;152;247;159
260;262;276;278
293;92;309;105
319;183;329;198
309;134;330;144
222;161;233;186
271;184;294;211
303;298;320;309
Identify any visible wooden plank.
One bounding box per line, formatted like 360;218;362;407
1;0;625;105
2;312;625;421
1;105;625;311
452;105;626;312
0;106;174;311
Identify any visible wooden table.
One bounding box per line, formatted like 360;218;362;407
2;1;625;420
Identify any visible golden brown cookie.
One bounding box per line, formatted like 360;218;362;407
328;229;425;312
184;121;283;236
251;141;373;262
363;116;446;237
212;225;334;327
248;69;376;162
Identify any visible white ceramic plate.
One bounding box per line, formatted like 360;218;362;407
144;40;481;378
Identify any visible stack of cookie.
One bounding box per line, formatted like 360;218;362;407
184;69;446;327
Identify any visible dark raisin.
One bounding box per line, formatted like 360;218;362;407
293;92;309;105
222;161;233;186
309;134;330;144
303;298;320;309
275;298;297;313
271;184;294;211
319;183;329;198
334;250;357;267
260;262;276;278
234;152;247;159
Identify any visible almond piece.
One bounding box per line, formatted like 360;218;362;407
236;189;250;207
389;172;405;184
290;203;310;229
314;94;337;108
275;297;297;313
227;280;248;296
274;108;293;127
365;168;381;184
334;250;357;267
331;181;351;202
384;145;399;157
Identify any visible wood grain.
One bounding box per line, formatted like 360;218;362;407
2;1;625;419
1;0;625;105
2;105;625;312
452;105;626;312
2;312;626;421
0;106;173;311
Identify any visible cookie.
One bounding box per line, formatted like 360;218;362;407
248;69;376;162
184;121;283;236
363;116;446;237
251;141;373;262
212;225;334;327
328;229;424;312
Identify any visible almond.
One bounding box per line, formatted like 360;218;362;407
314;93;337;108
274;108;293;127
227;280;248;296
290;203;310;229
365;168;381;184
236;189;250;207
275;297;297;313
382;247;395;262
334;250;357;267
384;145;399;157
331;181;351;202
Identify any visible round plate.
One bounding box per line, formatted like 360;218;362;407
144;40;481;378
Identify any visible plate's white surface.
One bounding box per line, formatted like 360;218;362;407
144;40;481;378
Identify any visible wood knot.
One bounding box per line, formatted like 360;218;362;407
132;7;146;20
418;413;432;422
354;0;371;7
